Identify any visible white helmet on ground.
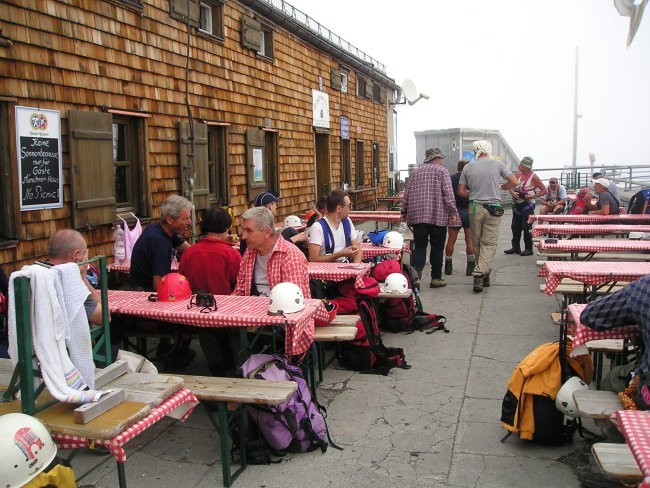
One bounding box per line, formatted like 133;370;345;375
283;215;302;228
0;413;57;488
268;282;305;315
555;376;589;417
382;231;404;250
383;273;408;294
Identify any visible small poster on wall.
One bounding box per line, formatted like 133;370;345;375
15;106;63;211
253;148;264;182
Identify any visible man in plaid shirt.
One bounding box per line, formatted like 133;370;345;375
234;207;311;298
401;147;459;288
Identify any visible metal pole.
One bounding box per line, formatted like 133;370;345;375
571;46;581;168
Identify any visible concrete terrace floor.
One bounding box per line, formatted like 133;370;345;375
70;208;616;488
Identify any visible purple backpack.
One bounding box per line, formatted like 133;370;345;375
241;353;335;453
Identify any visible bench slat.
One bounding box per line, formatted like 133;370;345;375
330;314;360;327
592;442;643;483
314;326;358;341
573;389;623;420
176;374;296;405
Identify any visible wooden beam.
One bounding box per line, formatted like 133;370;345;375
73;389;125;424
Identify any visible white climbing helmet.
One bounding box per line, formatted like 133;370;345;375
268;282;305;315
0;413;57;488
555;376;589;417
382;231;404;250
383;273;408;294
283;215;302;228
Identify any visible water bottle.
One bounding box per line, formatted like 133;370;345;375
113;224;126;265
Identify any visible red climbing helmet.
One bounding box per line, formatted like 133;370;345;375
157;273;192;302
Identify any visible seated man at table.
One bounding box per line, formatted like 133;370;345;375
308;190;361;264
591;171;620;205
128;194;192;291
41;229;103;325
539;177;567;215
580;275;650;374
234;207;310;298
179;206;241;376
586;178;619;215
126;194;195;367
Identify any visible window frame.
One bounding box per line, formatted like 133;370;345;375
207;123;230;206
356;73;366;98
355;140;365;188
198;0;224;40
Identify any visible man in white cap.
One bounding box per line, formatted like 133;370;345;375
458;140;518;293
587;178;619;215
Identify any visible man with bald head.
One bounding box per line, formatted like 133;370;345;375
42;229;103;325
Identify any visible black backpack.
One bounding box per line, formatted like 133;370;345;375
339;296;411;375
626;188;650;214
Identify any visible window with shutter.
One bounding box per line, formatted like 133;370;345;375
341;138;351;188
68;110;115;229
365;79;374;100
198;0;224;38
241;16;262;51
170;0;200;26
112;114;147;217
179;121;210;211
356;74;366;97
246;128;266;201
207;124;229;206
331;69;342;90
355;140;365;188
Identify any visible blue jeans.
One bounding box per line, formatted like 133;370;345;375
411;224;447;279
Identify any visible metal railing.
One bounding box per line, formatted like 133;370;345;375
256;0;387;74
533;165;650;193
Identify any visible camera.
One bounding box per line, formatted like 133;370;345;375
188;290;217;312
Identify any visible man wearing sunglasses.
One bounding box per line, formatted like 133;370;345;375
539;178;567;215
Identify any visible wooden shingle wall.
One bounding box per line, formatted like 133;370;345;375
0;0;392;271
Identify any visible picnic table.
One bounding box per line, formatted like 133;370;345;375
528;214;650;225
537;239;650;260
376;195;403;211
348;210;403;225
108;290;325;356
614;410;650;488
307;261;372;289
532;224;650;238
566;303;640;357
108;259;179;274
360;242;409;260
538;261;650;296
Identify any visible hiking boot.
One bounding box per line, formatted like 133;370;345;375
473;274;484;293
483;272;491;287
503;248;521;255
444;260;453;275
465;261;475;276
430;278;447;288
520;248;534;256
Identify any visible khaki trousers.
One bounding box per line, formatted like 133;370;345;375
469;204;502;276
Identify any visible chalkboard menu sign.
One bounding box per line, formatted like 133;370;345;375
15;106;63;210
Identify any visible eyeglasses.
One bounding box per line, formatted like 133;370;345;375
549;181;558;184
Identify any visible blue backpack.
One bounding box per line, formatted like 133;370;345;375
318;218;352;255
627;188;650;214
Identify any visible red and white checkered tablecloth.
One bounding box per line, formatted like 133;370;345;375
307;262;372;288
360;242;408;260
614;410;650;488
566;303;640;356
528;214;650;225
108;290;321;355
348;211;403;224
532;224;650;238
107;259;179;274
537;239;650;254
51;388;198;463
538;261;650;295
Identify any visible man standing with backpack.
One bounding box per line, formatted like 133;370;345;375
458;140;518;292
308;190;361;263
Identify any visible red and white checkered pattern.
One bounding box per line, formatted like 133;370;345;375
348;211;403;224
567;303;640;350
51;388;198;462
537;239;650;254
538;261;650;295
614;410;650;488
108;259;179;274
307;262;372;288
360;242;409;260
108;290;322;355
532;224;650;238
528;214;650;225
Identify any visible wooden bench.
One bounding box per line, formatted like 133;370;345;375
176;374;297;487
591;442;643;484
573;389;623;427
312;315;360;385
